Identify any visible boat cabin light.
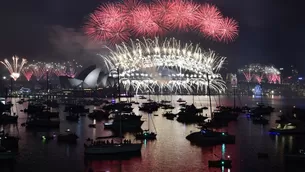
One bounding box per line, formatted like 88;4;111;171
222;133;226;136
66;129;70;132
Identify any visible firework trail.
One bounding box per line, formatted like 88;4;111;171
84;0;239;44
0;56;27;81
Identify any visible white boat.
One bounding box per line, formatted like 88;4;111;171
269;122;305;135
84;143;142;155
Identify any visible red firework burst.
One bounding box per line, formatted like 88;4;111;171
130;4;163;36
216;17;239;42
196;4;222;39
166;0;199;31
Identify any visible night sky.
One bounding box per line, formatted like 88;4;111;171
0;0;304;73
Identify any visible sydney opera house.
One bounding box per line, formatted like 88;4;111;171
59;65;116;89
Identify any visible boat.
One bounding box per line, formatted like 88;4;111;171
0;131;19;150
186;129;235;146
208;159;232;168
0;147;18;160
135;114;157;140
88;109;110;120
252;115;269;125
139;96;147;99
0;112;18;124
85;71;142;156
269;122;305;135
176;98;186;103
57;129;78;143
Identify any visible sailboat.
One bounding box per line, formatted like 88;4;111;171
135;114;157;140
84;68;142;155
186;74;236;146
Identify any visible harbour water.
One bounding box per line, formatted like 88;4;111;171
2;95;305;172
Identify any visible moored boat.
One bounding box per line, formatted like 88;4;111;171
57;130;78;143
186;129;235;146
269;122;305;135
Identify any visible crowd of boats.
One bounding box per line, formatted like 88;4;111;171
2;94;305;170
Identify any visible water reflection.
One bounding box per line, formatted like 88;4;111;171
2;96;305;172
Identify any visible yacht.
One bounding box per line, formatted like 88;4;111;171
269;122;305;135
57;129;78;143
186;129;235;146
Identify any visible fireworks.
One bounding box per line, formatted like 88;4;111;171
99;37;226;94
84;0;239;44
0;56;27;81
265;66;281;84
22;66;33;81
238;64;281;84
30;62;48;81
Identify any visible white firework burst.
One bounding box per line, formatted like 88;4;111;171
99;37;227;94
0;56;27;81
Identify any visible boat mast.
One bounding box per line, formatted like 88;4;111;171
233;87;236;109
218;91;221;107
117;67;122;142
206;73;213;119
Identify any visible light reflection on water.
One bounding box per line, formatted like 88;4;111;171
1;96;305;172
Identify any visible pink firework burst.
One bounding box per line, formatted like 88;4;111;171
216;17;239;42
120;0;142;14
84;0;239;44
196;4;222;39
84;5;130;43
166;0;199;31
151;0;175;31
84;13;107;41
130;4;163;36
97;4;126;26
22;67;33;81
254;74;264;84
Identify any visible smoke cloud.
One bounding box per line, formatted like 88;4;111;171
48;25;107;66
